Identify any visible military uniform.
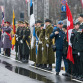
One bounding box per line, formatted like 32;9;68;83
50;23;68;74
15;27;21;59
30;20;42;65
73;23;83;79
22;27;30;62
30;41;36;62
70;29;80;77
18;27;24;61
36;27;42;64
42;25;55;65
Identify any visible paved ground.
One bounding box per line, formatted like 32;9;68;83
0;49;81;83
0;66;43;83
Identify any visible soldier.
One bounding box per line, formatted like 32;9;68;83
35;21;43;67
30;22;37;65
62;25;69;76
18;21;24;61
70;21;80;78
42;19;55;71
72;14;83;80
50;21;68;75
22;21;30;63
15;21;22;60
3;21;12;57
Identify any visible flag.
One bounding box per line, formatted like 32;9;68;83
1;6;4;26
81;0;83;8
12;10;16;50
13;10;16;34
30;0;35;49
25;0;30;4
66;2;74;64
33;27;39;54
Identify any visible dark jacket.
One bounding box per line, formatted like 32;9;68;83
22;27;30;56
50;28;65;50
70;29;78;54
73;23;83;52
63;33;68;56
73;23;83;61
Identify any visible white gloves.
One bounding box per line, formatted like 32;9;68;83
78;52;80;56
16;37;18;41
45;37;48;40
20;40;23;43
46;44;49;47
39;41;42;44
42;47;44;51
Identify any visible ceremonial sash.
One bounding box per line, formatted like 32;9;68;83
5;32;12;40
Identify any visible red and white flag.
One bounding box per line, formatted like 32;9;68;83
26;0;30;4
66;2;74;64
81;0;83;8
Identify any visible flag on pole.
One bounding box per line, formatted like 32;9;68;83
30;0;35;49
25;0;30;4
1;6;4;26
66;2;74;64
12;10;16;50
81;0;83;8
13;10;16;34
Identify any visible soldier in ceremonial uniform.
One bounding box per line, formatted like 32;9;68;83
30;22;37;65
3;21;12;57
50;21;68;75
62;25;69;76
18;21;24;61
70;21;80;78
42;19;55;71
72;14;83;80
15;21;22;60
22;21;30;63
35;20;43;67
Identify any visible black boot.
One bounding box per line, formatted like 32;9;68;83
38;64;43;68
46;64;52;71
41;64;47;69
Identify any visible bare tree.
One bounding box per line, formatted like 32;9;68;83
0;0;82;24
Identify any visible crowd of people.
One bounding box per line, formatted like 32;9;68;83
0;13;83;81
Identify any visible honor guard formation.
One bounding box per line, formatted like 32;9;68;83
0;0;83;82
0;14;83;82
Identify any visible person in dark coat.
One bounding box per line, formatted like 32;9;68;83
62;25;69;76
50;21;68;75
72;14;83;81
15;21;22;60
22;21;30;63
1;22;6;55
3;21;12;57
18;22;24;61
70;21;80;78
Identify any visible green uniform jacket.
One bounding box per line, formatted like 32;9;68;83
35;27;43;64
42;25;55;64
